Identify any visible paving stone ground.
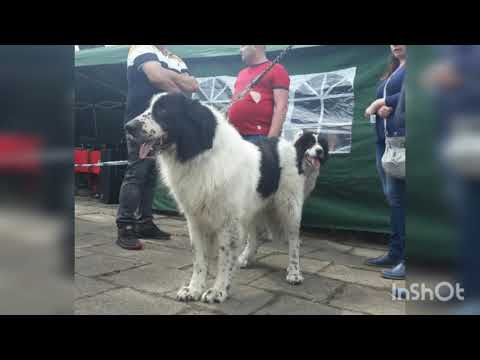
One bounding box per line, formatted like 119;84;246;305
74;196;405;315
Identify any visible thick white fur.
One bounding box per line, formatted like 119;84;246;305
141;97;309;303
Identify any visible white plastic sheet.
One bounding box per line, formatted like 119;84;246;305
193;67;357;154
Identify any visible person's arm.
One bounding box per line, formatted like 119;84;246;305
173;72;199;93
385;92;401;108
142;62;199;93
268;89;289;137
268;64;290;137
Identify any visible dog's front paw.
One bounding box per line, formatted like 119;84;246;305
286;271;304;285
176;286;203;302
237;254;250;269
201;288;228;303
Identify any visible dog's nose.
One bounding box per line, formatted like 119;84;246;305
316;148;324;157
124;119;140;135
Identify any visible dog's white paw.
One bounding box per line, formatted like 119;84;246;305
237;254;250;269
176;286;203;302
201;288;228;303
286;271;304;285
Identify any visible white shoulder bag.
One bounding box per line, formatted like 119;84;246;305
381;68;406;179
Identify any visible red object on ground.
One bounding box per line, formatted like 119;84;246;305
0;133;43;174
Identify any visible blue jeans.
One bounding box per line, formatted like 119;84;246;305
116;137;157;226
376;142;406;262
242;134;267;142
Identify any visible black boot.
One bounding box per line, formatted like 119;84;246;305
135;221;171;240
116;224;144;250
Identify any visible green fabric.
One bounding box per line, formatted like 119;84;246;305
75;45;317;67
152;45;393;234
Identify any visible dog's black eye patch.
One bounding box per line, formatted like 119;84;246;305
294;132;316;174
151;93;217;162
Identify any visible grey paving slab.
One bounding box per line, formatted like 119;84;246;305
303;249;383;272
329;284;405;315
75;248;94;259
75;274;119;299
254;295;340;315
75;253;148;277
166;284;275;315
301;239;354;253
74;288;186;315
249;271;343;303
319;264;395;290
86;244;193;270
101;264;191;295
349;247;388;259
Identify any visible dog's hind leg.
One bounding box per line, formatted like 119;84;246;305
201;219;243;303
238;220;259;269
275;196;304;285
176;219;209;302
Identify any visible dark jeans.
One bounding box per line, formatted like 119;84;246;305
243;134;267;142
376;142;406;261
116;137;158;226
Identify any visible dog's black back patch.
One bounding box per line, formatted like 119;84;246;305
251;137;281;198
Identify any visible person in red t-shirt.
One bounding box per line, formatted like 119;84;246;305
228;45;290;141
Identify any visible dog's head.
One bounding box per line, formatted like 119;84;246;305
124;93;217;162
294;130;329;173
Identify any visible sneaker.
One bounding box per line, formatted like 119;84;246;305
382;261;405;280
135;221;171;240
116;224;144;250
365;254;400;268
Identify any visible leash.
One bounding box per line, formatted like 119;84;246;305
224;45;294;115
74;160;129;168
74;45;295;168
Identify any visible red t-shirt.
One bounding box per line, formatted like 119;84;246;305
228;61;290;136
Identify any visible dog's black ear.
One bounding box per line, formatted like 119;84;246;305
294;132;313;174
317;135;330;164
175;97;217;162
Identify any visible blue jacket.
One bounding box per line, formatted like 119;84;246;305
374;65;406;143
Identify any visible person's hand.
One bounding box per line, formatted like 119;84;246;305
139;143;154;160
365;105;375;118
364;99;385;118
378;105;393;119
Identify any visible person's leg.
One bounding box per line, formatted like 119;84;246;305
116;145;151;225
116;139;149;249
137;158;156;225
385;175;406;262
366;142;399;267
381;175;406;280
134;159;171;240
458;179;480;300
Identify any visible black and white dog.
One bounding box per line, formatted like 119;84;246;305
125;93;328;303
